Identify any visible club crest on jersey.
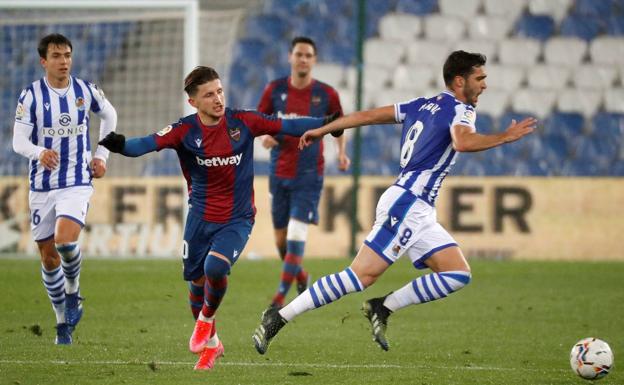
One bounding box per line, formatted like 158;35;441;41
311;95;321;105
228;127;241;141
195;138;202;148
157;125;173;136
75;97;85;111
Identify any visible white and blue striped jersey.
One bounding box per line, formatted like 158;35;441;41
15;77;109;191
393;91;477;205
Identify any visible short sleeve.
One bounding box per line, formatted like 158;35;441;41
394;97;424;123
15;88;35;126
450;104;477;132
257;83;274;114
327;86;343;116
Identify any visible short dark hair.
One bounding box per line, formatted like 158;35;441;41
38;33;73;59
184;66;220;95
290;36;316;55
443;50;487;86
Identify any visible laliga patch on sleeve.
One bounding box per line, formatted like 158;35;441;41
90;82;107;100
157;125;173;136
15;103;25;119
460;109;475;125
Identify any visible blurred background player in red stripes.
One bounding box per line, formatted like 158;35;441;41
257;36;350;312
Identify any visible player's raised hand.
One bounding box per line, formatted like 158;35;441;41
99;132;126;153
299;128;324;149
503;117;537;144
38;149;59;170
90;158;107;178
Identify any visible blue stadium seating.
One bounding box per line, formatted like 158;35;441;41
588;134;620;161
476;113;495;134
396;0;438;15
452;157;486;176
573;0;618;17
560;14;603;41
611;160;624;176
591;112;624;141
245;14;291;44
561;158;609;176
543;112;585;137
543;134;571;161
606;15;624;35
515;14;555;41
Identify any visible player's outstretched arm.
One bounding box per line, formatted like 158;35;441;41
299;105;395;149
99;132;158;157
451;117;537;153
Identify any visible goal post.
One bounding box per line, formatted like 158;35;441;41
0;0;244;257
0;0;242;177
0;0;199;114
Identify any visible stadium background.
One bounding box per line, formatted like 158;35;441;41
0;0;623;262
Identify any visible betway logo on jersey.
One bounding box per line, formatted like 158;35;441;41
196;154;242;167
277;111;303;119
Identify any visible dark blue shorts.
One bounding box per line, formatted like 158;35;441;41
182;213;254;281
269;173;323;229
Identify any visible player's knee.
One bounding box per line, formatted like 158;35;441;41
204;254;231;279
440;270;472;293
37;241;60;268
55;241;79;260
286;218;308;242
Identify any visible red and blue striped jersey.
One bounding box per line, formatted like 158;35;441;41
153;108;284;223
257;77;342;179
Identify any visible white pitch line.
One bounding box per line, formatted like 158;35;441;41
0;359;567;372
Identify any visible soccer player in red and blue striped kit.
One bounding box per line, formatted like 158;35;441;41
257;37;350;311
99;66;340;370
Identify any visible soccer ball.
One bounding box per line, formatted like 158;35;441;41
570;338;614;380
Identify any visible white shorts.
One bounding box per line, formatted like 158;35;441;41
29;185;93;242
364;185;457;269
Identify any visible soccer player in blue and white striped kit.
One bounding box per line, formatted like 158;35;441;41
12;34;117;345
253;50;537;354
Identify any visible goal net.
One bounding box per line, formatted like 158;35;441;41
0;0;244;256
0;0;243;177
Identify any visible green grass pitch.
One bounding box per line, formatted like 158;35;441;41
0;257;622;385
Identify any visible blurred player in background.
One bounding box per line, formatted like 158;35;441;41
12;33;117;345
253;50;537;354
99;66;340;370
257;36;350;311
